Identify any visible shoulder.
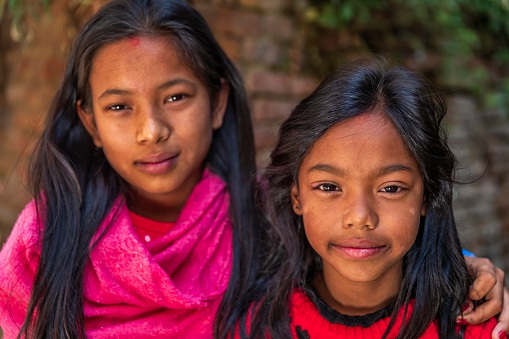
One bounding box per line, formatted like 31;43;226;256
0;200;43;277
289;288;339;338
0;200;42;333
463;317;498;338
1;200;42;258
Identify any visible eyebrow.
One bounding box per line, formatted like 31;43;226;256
373;164;413;177
307;163;413;178
307;164;346;176
98;78;197;100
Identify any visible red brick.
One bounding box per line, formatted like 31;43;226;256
241;38;284;65
215;35;240;62
252;98;296;121
264;14;294;40
240;0;288;12
246;71;318;97
290;76;319;97
246;71;292;95
253;123;279;150
43;57;65;81
198;6;261;37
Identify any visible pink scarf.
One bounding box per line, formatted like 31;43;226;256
0;169;233;338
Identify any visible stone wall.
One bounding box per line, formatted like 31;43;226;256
0;0;507;276
447;95;509;270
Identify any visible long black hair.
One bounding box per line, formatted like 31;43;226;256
21;0;261;337
234;58;471;339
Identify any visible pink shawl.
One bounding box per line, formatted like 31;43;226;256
0;169;233;338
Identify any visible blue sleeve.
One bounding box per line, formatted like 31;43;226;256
462;249;476;257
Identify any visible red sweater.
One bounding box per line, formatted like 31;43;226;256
289;289;497;338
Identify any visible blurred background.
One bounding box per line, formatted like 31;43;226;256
0;0;508;274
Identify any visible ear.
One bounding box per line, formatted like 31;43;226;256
291;184;303;216
77;100;103;148
211;79;230;130
420;196;427;216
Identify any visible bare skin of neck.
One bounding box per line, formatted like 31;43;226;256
128;168;202;222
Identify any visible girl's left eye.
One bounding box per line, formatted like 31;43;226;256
166;94;187;102
316;183;340;192
379;185;404;193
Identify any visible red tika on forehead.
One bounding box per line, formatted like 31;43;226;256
128;37;140;47
357;113;372;123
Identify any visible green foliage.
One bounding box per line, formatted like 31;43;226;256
1;0;51;23
303;0;509;115
0;0;53;42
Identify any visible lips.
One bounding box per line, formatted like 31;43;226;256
135;153;178;174
332;239;387;259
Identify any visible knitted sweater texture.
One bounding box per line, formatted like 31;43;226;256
0;169;232;338
290;289;497;338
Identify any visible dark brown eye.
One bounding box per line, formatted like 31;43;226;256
166;94;186;102
380;185;401;193
108;104;129;111
318;183;339;192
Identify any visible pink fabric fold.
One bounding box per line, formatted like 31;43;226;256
0;169;232;338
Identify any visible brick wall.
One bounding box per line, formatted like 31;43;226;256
192;0;319;165
0;0;507;275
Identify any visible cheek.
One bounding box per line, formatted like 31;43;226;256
94;125;131;164
393;210;421;251
186;124;213;154
98;128;129;153
101;145;130;172
176;108;214;143
95;116;128;141
302;208;334;250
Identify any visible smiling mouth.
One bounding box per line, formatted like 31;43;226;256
135;154;178;174
332;244;387;259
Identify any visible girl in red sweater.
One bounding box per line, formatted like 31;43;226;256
0;0;262;337
233;58;498;339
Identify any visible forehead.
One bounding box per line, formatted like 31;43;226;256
92;35;177;69
300;112;419;174
88;36;198;94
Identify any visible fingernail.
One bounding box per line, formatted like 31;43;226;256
498;331;507;339
461;303;469;312
456;318;468;325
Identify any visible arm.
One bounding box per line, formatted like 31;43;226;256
460;256;508;339
0;201;40;338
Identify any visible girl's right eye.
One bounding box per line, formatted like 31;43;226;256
108;104;129;111
165;94;187;103
314;183;340;192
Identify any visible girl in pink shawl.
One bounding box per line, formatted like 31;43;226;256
0;0;507;338
0;0;260;337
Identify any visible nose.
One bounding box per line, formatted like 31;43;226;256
342;191;378;230
136;105;170;144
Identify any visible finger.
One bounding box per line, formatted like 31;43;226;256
457;299;474;317
491;287;509;339
464;268;509;324
464;268;504;324
462;299;501;325
491;323;508;339
467;257;498;300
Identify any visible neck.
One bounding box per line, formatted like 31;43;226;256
127;170;203;222
314;264;402;316
128;192;183;222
